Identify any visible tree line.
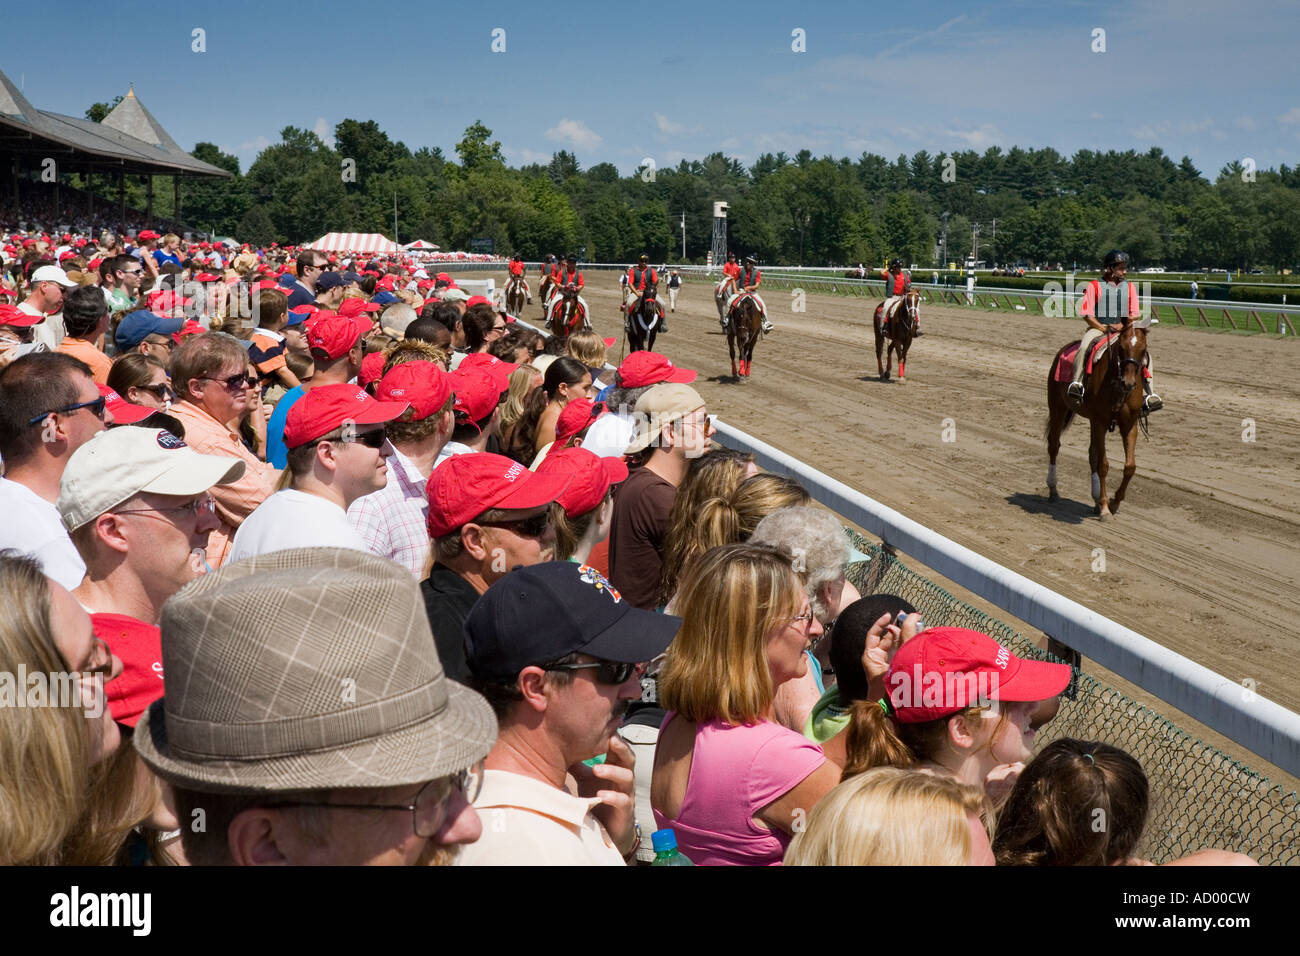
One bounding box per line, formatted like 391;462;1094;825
114;117;1300;271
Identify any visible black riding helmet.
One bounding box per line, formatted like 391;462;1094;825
638;254;649;263
1103;250;1129;268
565;254;577;263
744;255;756;265
889;258;902;268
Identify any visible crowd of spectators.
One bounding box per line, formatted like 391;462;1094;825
0;220;1263;867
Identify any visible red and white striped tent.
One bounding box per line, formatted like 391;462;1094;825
304;232;401;254
402;239;440;251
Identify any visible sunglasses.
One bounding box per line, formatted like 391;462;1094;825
200;373;255;391
479;511;551;538
27;395;107;425
545;659;640;685
337;429;387;449
137;383;175;401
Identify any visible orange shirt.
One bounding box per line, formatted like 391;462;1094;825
57;336;113;385
167;400;279;567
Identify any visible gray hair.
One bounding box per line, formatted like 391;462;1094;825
750;506;849;620
381;303;417;337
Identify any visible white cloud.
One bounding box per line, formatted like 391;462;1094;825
509;147;551;166
878;15;968;57
942;124;1004;149
232;135;272;153
545;118;602;151
1279;107;1300;125
313;117;334;147
1090;112;1105;120
655;113;687;135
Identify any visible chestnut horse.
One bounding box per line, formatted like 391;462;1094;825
538;273;556;314
727;293;762;378
626;284;662;353
1045;317;1150;519
505;275;527;317
547;284;588;339
874;289;920;382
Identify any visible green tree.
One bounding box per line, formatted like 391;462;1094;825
455;121;504;170
85;96;124;123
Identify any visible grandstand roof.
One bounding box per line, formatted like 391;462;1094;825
0;70;230;178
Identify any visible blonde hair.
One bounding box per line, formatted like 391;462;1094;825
564;330;607;367
730;473;811;540
501;364;541;432
383;338;449;373
0;552;90;865
657;543;801;725
784;767;991;866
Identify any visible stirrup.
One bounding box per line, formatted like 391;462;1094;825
1143;393;1163;412
914;327;924;336
1066;382;1084;408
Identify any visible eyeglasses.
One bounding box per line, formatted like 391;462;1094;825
274;762;484;839
114;494;216;521
329;429;387;450
788;609;815;631
200;373;254;391
137;383;175;401
545;659;642;684
478;511;551;539
27;395;107;425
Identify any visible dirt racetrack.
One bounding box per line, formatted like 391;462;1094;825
475;271;1300;724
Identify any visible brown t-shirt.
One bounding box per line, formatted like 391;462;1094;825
608;464;676;610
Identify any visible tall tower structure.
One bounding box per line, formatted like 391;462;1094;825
710;202;728;273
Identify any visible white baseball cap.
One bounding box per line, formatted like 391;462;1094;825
31;265;77;288
439;288;470;303
58;427;245;531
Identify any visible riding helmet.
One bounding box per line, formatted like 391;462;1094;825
1103;250;1129;268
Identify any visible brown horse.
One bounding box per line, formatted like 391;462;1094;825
1045;318;1150;519
874;290;920;382
547;284;588;339
538;274;556;314
504;275;527;317
626;284;662;353
727;293;763;378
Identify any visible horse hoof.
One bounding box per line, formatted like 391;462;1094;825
897;376;906;384
1047;489;1059;501
1098;511;1112;522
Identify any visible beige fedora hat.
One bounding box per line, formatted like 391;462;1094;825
134;547;496;794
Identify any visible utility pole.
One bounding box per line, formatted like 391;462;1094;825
393;191;398;244
680;210;686;260
990;218;997;265
973;223;981;265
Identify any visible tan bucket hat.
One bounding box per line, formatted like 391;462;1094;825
134;547;497;794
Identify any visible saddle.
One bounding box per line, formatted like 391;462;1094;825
1053;334;1115;383
728;291;762;317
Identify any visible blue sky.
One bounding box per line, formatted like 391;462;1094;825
3;0;1298;179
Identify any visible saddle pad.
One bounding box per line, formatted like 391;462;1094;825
1053;335;1112;383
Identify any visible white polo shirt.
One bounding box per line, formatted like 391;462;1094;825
228;489;368;562
456;769;627;867
0;477;86;590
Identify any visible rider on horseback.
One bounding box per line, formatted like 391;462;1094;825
876;259;923;336
626;254;667;333
724;256;772;334
1066;250;1163;413
508;253;531;303
717;253;741;329
552;254;590;331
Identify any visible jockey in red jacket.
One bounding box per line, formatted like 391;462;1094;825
625;254;667;332
507;253;531;302
724;255;772;334
556;254;584;290
876;259;923;335
1067;249;1162;412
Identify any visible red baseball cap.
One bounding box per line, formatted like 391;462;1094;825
138;230;160;240
148;290;193;312
0;302;44;328
425;452;570;538
447;367;502;425
617;351;696;388
171;320;205;344
601;336;616;348
97;384;154;424
534;446;628;517
465;295;493;309
377;360;452;421
193;272;220;282
457;352;517;390
886;627;1072;724
306;313;371;360
358;351;386;388
338;297;382;317
253;279;281;291
283;383;409;449
553;398;607;447
93;612;164;728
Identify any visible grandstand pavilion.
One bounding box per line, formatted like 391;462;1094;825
0;67;230;232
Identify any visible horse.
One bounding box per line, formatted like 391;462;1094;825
538;273;556;314
626;284;663;353
714;276;736;324
1045;317;1150;520
504;275;527;317
547;284;589;340
874;289;920;382
727;292;763;378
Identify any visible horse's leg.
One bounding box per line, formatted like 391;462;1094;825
1089;417;1112;519
1046;384;1063;501
1110;416;1139;515
728;329;737;377
875;330;887;379
897;340;908;383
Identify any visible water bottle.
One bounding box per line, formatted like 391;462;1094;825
650;828;694;866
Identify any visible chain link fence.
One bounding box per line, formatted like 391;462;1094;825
844;530;1299;866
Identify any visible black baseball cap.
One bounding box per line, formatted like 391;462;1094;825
464;562;681;683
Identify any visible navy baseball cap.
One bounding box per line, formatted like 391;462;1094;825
316;271;347;291
372;290;399;305
341;271;362;284
464;563;681;683
115;310;185;350
277;273;296;288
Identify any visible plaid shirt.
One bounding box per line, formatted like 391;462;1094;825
347;445;432;578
